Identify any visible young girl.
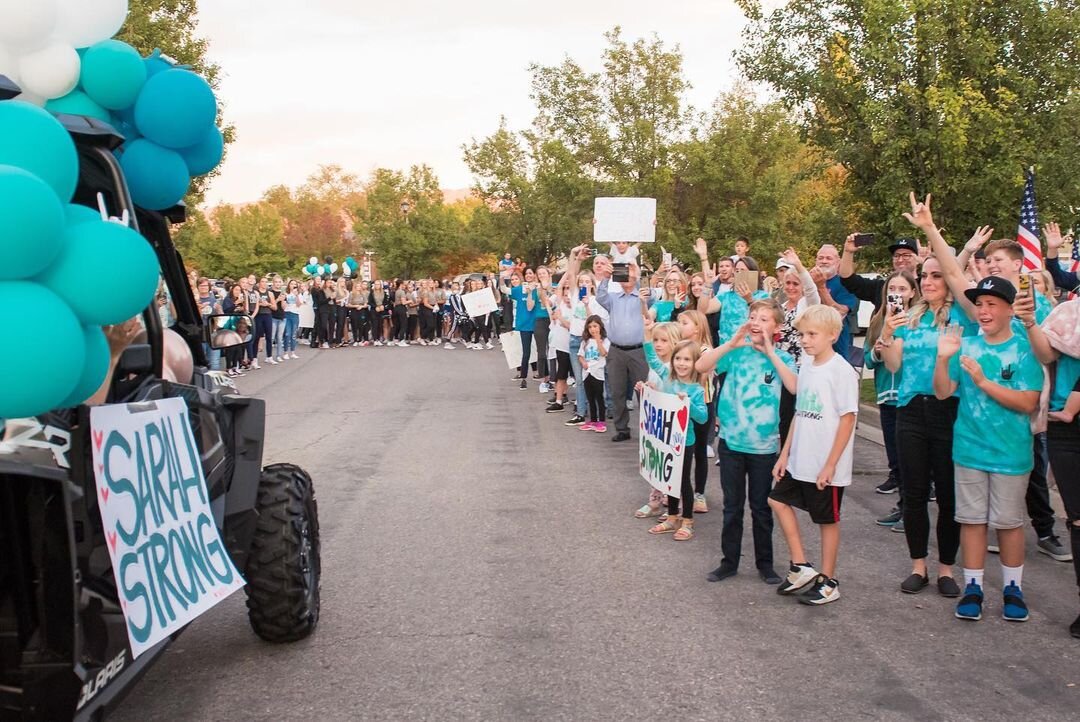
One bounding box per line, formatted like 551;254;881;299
864;272;919;521
635;320;683;518
642;340;709;541
546;283;573;411
578;315;611;432
676;309;715;514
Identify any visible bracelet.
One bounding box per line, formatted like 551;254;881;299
1022;319;1036;329
878;338;893;347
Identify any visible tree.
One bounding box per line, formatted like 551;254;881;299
736;0;1080;238
174;204;289;279
117;0;233;204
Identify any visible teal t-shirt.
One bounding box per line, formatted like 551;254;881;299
894;305;977;407
716;290;770;345
658;378;708;446
510;286;536;332
532;287;551;319
949;333;1042;475
644;341;670;381
1007;290;1051;334
1051;353;1080;413
653;299;676;323
716;346;796;454
865;344;901;406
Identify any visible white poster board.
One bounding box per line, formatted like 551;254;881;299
594;197;657;243
500;331;538;370
463;287;498;317
638;385;690;498
90;397;245;658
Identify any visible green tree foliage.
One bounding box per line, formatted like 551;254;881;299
262;165;363;267
174;204;289;279
736;0;1080;238
117;0;233;203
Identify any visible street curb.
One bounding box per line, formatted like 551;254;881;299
856;403;884;447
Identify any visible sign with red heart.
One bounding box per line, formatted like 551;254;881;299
638;385;690;500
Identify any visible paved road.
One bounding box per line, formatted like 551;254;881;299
114;343;1079;721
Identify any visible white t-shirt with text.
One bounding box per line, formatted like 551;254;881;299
789;353;859;487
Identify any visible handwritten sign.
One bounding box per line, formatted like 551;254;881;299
638;385;690;498
594;197;657;243
90;398;244;658
499;331;537;370
463;287;498;317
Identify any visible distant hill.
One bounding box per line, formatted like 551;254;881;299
442;188;475;204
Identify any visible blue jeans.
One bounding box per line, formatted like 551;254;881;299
202;343;221;371
518;330;533;377
569;335;586;416
284;312;299;352
271;317;285;358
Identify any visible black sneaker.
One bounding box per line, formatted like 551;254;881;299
900;573;929;594
1037;535;1073;562
706;561;738;582
564;415;586;426
758;567;782;585
519;380;527;390
547;395;557;404
545;402;564;413
875;474;899;494
876;508;902;526
798;575;840;605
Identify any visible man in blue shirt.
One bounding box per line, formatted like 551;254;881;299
595;257;651;442
813;244;858;360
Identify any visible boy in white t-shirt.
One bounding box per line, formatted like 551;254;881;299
769;304;859;605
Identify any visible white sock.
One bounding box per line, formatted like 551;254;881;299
963;568;984;588
1001;563;1023;590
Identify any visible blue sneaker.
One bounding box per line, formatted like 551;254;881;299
1002;582;1029;622
955;582;984;621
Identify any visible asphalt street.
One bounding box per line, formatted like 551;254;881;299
113;342;1079;721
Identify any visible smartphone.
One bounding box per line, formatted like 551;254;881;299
578;286;587;300
734;269;760;291
1018;273;1031;294
583;247;599;258
853;233;875;247
662;251;672;267
887;293;904;315
612;262;631;283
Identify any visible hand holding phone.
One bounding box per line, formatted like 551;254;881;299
853;233;875;248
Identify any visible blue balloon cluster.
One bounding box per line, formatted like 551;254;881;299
0;100;161;419
46;44;225;211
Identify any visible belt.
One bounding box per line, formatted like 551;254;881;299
611;343;643;351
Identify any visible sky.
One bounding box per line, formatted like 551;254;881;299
197;0;753;206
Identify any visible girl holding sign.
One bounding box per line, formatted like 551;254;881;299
635;320;682;518
642;340;709;541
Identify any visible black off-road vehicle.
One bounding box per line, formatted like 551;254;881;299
0;78;321;720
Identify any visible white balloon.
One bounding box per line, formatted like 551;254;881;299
330;263;339;273
309;256;318;265
15;91;46;106
17;41;79;99
0;44;19;84
52;0;128;49
342;265;352;277
0;1;58;49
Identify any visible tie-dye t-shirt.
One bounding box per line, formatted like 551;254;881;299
657;378;709;446
716;290;771;345
1051;353;1080;413
948;332;1042;475
894;305;978;407
653;299;676;322
1007;290;1051;334
715;346;796;454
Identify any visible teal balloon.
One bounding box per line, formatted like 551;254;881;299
110;106;141;142
134;69;217;149
0;166;65;280
0;100;78;201
0;281;84;418
45;90;112;123
178;125;223;176
119;139;190;210
65;203;101;226
144;49;174;78
36;220;160;326
58;325;111;408
81;40;147;111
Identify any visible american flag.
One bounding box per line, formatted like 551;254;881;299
1016;168;1043;271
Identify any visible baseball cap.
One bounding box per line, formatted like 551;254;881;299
888;238;919;255
775;258;794;271
963;276;1017;305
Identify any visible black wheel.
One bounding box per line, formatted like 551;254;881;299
244;463;320;642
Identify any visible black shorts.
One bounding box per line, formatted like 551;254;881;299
769;473;844;524
554;350;571;381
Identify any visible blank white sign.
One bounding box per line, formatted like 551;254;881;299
593;197;657;243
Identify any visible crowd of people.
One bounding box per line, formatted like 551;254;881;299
487;196;1079;636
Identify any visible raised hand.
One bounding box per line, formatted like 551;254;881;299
780;247;804;270
843;233;859;255
965;225;994;255
729;322;751;348
808;266;827;288
903;192;935;230
1044;222;1064;255
1013;292;1035;325
693;237;709;260
734;281;753;302
959;355;987;386
937;325;962;358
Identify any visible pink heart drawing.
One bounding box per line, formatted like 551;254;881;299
92;429;104;452
106;531;118;553
99;486;110;505
674;445;681;453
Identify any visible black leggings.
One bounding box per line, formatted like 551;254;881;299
668;440;698;519
350;309;370;342
534;317;550;378
392;305;408;341
470;317;491;343
691;420;709;494
584;375;605;422
419;306;436;341
334;306;348;344
371;312;387;341
1047;419;1080;592
898;395;959;565
253;313;273;360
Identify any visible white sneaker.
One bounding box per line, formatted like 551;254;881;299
266;358;278;365
398;341;408;347
444;342;454;349
485;342;494;349
290;353;299;359
706;445;715;458
277;356;285;362
251;361;261;369
321;343;329;349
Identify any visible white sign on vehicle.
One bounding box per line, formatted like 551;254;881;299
593;197;657;243
90;397;245;659
463;287;498;317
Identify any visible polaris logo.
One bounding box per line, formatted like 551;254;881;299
75;650;127;710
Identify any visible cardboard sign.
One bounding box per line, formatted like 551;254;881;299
90;398;245;658
638;386;690;498
463;287;498;317
594;197;657;243
499;331;538;370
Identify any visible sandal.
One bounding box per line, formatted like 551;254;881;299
649;518;681;535
635;504;662;519
673;523;694;541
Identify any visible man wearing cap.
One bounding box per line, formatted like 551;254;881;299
839;235;922;311
932;275;1043;623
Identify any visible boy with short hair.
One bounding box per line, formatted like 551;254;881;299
769;304;859;605
933;276;1042;622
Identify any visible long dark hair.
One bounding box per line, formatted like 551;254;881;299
584;314;607;340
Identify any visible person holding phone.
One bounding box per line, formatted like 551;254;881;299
838;234;922;313
596;258;651;442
